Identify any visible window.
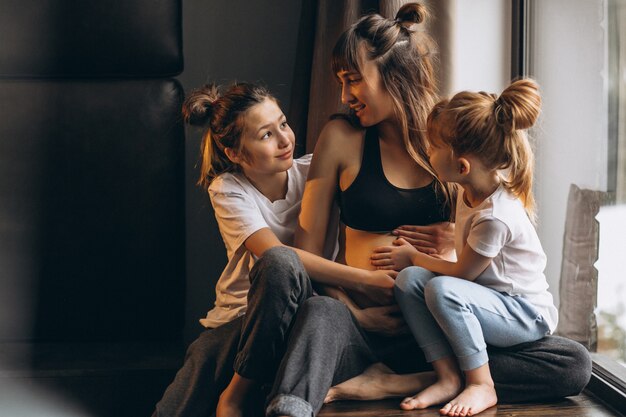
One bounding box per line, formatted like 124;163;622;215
517;0;626;411
596;0;626;368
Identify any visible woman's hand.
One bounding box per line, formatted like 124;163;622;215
352;304;408;336
370;238;418;271
321;285;404;334
366;269;397;288
352;269;398;305
392;222;455;259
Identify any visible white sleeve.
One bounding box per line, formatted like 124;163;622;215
209;189;268;253
466;218;510;258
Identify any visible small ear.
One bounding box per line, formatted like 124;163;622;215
458;157;471;176
224;147;241;164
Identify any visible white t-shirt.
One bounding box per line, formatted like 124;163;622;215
200;154;312;328
455;185;558;332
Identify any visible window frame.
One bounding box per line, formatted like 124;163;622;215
512;1;626;414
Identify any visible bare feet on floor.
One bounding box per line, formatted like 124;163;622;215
399;374;462;411
439;383;497;417
324;362;437;403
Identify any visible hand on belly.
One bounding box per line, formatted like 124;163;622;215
344;227;397;271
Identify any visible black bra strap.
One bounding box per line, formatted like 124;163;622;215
361;127;382;174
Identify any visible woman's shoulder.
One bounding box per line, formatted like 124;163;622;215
315;117;365;153
320;117;364;139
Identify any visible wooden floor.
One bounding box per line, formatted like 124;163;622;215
318;391;622;416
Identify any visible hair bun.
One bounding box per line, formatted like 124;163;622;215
497;79;541;131
182;84;221;126
395;2;428;27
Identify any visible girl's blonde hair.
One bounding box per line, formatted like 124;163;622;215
332;2;455;218
427;79;541;221
182;82;274;189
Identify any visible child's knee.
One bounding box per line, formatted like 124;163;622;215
424;276;462;310
394;266;435;299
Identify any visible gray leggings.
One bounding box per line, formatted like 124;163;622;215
267;295;592;417
153;247;591;417
152;247;313;417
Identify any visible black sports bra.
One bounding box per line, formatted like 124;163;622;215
338;128;450;232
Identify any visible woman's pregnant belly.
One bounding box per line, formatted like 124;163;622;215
343;226;397;270
342;226;398;308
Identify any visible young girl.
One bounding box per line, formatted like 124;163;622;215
380;79;558;417
153;82;397;417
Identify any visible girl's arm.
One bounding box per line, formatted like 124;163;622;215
245;228;396;296
392;222;456;260
372;238;491;280
410;243;491;280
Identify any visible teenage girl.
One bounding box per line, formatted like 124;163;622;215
152;82;397;417
381;79;557;416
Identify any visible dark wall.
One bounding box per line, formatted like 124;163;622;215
0;0;185;343
180;0;304;342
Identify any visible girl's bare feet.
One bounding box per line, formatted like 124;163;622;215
440;362;498;416
324;362;436;403
399;374;462;410
399;356;462;411
439;383;497;416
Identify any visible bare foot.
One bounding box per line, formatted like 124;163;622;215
325;363;437;403
439;383;497;417
399;375;462;411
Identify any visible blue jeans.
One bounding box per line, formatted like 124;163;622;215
394;267;551;371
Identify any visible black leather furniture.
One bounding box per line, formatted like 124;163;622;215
0;2;186;415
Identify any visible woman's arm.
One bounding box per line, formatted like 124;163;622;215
321;285;407;336
295;119;354;255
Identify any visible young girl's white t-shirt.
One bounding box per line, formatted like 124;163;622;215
200;154;313;329
455;185;558;333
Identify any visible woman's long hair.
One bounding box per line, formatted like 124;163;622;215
331;3;455;218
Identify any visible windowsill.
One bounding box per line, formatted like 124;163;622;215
586;353;626;415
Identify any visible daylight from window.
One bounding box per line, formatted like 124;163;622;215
596;205;626;366
595;0;626;368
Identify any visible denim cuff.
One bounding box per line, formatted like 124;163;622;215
421;339;454;363
457;348;489;371
266;394;313;417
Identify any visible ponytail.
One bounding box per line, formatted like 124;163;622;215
497;79;541;222
182;82;274;189
429;79;541;222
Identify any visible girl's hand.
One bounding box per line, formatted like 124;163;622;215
370;238;418;271
392;222;455;260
